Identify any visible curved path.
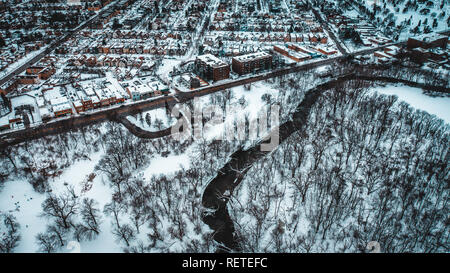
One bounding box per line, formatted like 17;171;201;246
112;115;173;139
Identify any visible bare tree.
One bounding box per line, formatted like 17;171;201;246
112;224;135;247
0;213;21;253
41;186;78;229
35;232;59;253
47;224;67;247
74;198;102;241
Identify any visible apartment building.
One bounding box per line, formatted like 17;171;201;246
232;52;272;75
195;54;230;82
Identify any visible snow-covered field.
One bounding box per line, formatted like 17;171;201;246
372;84;450;124
354;0;449;40
0;151;124;252
143;152;191;179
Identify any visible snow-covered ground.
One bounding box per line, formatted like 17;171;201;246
0;179;48;252
191;80;281;143
372;84;450;124
47;151;122;253
143;152;191;180
0;145;194;252
0;151;124;253
354;0;448;40
0;76;291;252
126;108;175;132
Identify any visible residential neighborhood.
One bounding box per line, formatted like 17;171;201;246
1;0;448;132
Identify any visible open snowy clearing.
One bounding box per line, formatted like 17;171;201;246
126;108;176;132
372;84;450;124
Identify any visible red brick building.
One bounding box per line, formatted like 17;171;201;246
407;34;448;49
232;52;272;75
0;80;17;95
195;54;230;82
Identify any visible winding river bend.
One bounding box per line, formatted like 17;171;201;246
112;73;449;252
199;75;450;252
201;75;352;252
107;72;449;252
